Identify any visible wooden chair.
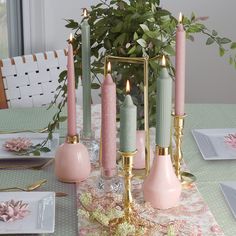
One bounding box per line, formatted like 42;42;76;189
0;50;67;109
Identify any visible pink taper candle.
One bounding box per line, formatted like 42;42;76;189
67;33;77;136
101;62;117;177
175;12;186;116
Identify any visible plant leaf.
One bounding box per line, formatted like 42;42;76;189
91;83;100;89
32;150;40;156
40;147;51;153
220;38;231;44
212;30;218;36
151;3;156;13
191;12;195;21
187;34;194;42
65;20;79;29
111;21;123;33
145;30;159;38
219;47;225;57
114;33;127;47
164;45;175;56
137;39;147;48
230;42;236;49
140;24;149;32
59;116;67;122
48;132;53;140
133;32;138;41
58;70;67;83
206;37;214;45
128;45;136;55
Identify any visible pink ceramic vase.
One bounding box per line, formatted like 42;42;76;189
133;130;154;169
55;142;91;183
143;153;181;209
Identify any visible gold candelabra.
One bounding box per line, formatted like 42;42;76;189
172;114;196;185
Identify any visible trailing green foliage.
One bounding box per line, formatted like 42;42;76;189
50;0;236;131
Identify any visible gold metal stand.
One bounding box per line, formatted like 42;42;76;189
103;56;150;177
172;114;196;185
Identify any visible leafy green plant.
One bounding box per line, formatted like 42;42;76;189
50;0;236;131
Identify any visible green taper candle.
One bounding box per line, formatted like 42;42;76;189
156;56;172;147
120;81;137;152
81;9;92;138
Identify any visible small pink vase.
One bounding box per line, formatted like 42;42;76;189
133;130;154;169
55;142;91;183
143;153;181;209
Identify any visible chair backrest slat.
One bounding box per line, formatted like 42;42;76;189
0;60;8;109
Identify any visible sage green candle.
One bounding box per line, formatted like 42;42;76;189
156;66;172;147
120;95;137;152
81;17;92;138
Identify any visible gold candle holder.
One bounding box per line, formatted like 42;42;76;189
118;150;137;222
172;114;196;185
109;149;157;234
109;149;163;233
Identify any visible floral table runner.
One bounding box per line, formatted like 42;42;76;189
76;105;224;236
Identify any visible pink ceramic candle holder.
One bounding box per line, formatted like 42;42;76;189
133;130;154;169
55;135;91;183
143;146;181;209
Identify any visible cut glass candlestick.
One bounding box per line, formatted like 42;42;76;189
80;130;99;164
98;167;122;193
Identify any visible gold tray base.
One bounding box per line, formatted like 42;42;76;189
180;171;196;187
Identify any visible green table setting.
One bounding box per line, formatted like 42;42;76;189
0;107;77;235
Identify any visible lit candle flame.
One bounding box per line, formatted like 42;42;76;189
107;62;111;73
83;8;88;17
178;12;183;23
126;80;130;93
161;55;166;67
69;33;73;42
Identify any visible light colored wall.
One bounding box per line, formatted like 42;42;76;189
35;0;236;104
162;0;236;104
43;0;99;51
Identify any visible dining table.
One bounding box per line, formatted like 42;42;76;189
0;104;236;235
0;106;77;236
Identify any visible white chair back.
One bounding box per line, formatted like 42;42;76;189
0;50;67;108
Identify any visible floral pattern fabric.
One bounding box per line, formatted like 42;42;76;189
76;104;224;236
